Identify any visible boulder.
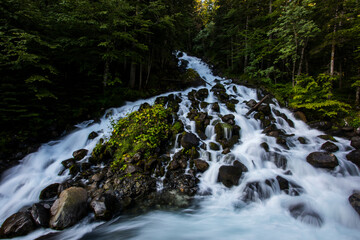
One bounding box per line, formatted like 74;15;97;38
221;114;235;125
49;187;88;230
196;88;209;101
209;142;220;151
306;152;339;169
181;133;200;149
218;161;247;188
212;103;220;112
31;203;50;227
321;141;339;152
298;137;307;144
194;159;209;172
88;131;98;140
0;212;36;238
246;99;257;108
72;149;88;160
309;121;332;131
39;183;60;200
276;176;303;196
351;136;360;150
90;194;120;220
346;150;360;168
349;192;360;216
260;142;269;152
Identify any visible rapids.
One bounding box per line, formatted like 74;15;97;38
1;53;360;239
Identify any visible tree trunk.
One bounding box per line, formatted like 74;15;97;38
103;59;109;87
138;63;143;90
297;46;305;76
356;87;360;105
330;7;338;76
130;62;136;89
244;16;249;73
292;60;296;87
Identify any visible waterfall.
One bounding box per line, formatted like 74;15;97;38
1;53;360;240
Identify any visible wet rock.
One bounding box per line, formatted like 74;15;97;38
72;149;88;160
233;160;248;173
139;102;151;111
321;141;339;152
289;203;323;227
194;159;209;172
196;88;209;101
0;212;36;238
276;176;303;196
298;137;307;144
211;83;229;103
209;142;220;151
49;187;88;230
218;162;246;188
351;136;360;150
39;183;60;200
246;99;257;108
242;181;272;202
226;102;236;112
260;142;269;152
258;104;271;116
306;152;339;169
222;148;231;154
293;111;307;122
88;131;99;140
212;102;220;112
90;194;120;220
31;203;50;228
349;193;360;216
200;101;209;109
181;133;200;149
164;171;199;196
271;152;288;170
346;150;360;168
221;114;235;125
276;137;289;150
61;158;75;169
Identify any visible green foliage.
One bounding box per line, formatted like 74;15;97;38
291;74;350;118
105;104;172;169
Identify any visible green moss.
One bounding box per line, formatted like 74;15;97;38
226;102;236;112
96;104;173;170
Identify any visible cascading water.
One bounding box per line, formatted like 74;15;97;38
1;53;360;240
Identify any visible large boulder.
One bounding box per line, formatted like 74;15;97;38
306;152;339;169
0;212;36;238
181;132;200;149
289;203;323;227
72;149;88;160
346;149;360;169
218;161;247;188
31;203;50;228
49;187;88;230
39;183;60;200
194;159;209;172
349;192;360;216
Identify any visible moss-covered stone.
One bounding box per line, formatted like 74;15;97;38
209;142;220;151
226;102;236;112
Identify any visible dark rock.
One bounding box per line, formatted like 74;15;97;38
298;137;307;144
196;88;209;101
90;194;120;220
218;164;245;188
349;193;360;216
226;102;236;112
222;148;231;154
233;160;248;173
39;183;60;200
209;142;220;151
293;111;307;122
88;131;99;140
242;181;271;202
289;203;323;227
221;114;235;125
276;137;289;150
346;150;360;168
0;212;36;238
276;176;303;196
271;152;288;170
155;96;169;105
258;104;271;116
181;132;200;149
61;158;75;169
212;102;220;112
351;136;360;150
260;142;269;152
31;203;50;227
321;141;339;152
164;171;199;196
49;187;88;230
194;159;209;172
306;152;339;169
72;149;88;161
200;101;209;109
246;99;257;108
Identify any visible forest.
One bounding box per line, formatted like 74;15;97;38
1;0;360;158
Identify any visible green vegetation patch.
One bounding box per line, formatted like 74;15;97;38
93;104;174;170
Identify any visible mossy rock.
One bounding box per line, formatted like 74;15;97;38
212;102;220;112
200;101;209;109
226;102;236;112
209;142;220;151
215;123;233;142
318;135;337;142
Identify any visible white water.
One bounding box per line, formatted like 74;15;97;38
1;53;360;239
